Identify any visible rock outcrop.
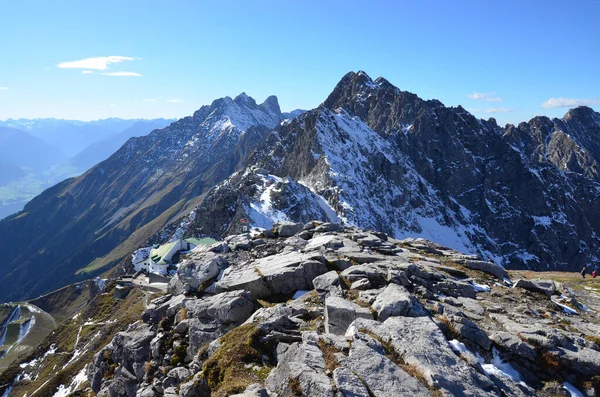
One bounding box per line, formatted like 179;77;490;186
80;224;600;397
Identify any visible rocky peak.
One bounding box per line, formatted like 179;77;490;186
563;105;600;125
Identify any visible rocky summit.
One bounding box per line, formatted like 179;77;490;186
5;222;599;396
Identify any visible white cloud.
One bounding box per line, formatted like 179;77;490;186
81;70;94;74
166;99;183;103
468;107;513;114
541;97;600;109
57;56;134;70
143;99;157;103
484;107;512;113
0;87;7;90
101;71;142;77
468;92;503;102
101;104;117;108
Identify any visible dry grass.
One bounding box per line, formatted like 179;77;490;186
177;307;189;323
584;335;600;347
436;315;459;340
288;376;303;396
202;324;272;397
317;339;340;372
540;351;561;371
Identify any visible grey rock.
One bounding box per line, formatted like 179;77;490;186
513;279;558;297
325;296;373;335
209;241;230;253
304;234;344;252
313;271;341;291
349;278;371;290
340;338;430;396
276;221;304;237
162;367;190;389
142;294;186;324
348;317;499;396
225;233;254;250
333;367;371;397
453;259;509;280
88;322;156;393
136;386;157;397
216;252;327;298
169;252;226;295
372;284;427;320
313;222;342;232
184;291;256;354
266;339;334;396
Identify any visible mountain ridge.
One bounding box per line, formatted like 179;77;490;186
0;71;599;303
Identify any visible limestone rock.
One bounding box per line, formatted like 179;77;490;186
325;296;372;335
372;284;427;320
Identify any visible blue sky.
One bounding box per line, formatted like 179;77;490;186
0;0;598;125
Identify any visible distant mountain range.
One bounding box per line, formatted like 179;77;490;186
0;71;599;302
0;118;174;220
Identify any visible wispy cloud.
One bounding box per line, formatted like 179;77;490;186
468;92;503;102
101;71;142;77
0;87;7;90
166;99;183;103
468;107;513;114
484;107;512;113
143;99;157;103
81;70;94;74
101;104;117;108
541;97;600;109
57;56;134;70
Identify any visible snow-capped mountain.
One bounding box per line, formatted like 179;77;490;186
183;71;600;272
1;71;599;303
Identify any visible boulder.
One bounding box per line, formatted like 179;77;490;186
162;367;190;389
312;271;341;291
304;234;344;252
215;252;327;298
88;323;156;393
169;252;226;295
275;221;303;237
184;291;256;354
453;259;509;280
325;296;372;335
225;234;253;250
372;284;427;320
513;279;557;297
313;222;342;232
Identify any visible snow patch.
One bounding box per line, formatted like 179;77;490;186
480;348;528;387
472;282;491;292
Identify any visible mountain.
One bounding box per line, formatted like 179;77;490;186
0;95;282;301
0;118;174;222
0;118;151;157
2;224;600;397
183;71;600;271
51;119;174;180
0;126;66;172
1;71;599;303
